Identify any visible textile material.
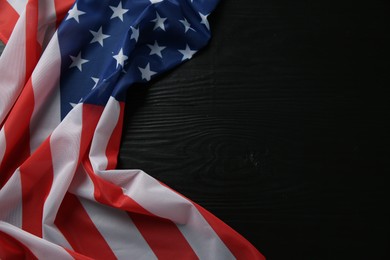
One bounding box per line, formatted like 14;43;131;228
0;0;264;259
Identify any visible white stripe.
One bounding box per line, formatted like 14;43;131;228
0;169;23;228
30;87;61;153
0;221;73;259
96;169;235;260
177;212;235;260
41;104;83;248
79;196;158;260
30;33;62;153
89;97;120;172
68;164;96;199
6;0;28;15
37;0;57;49
0;10;26;125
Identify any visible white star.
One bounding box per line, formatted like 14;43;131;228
138;63;157;81
199;12;209;30
130;26;139;42
69;52;89;71
152;12;167;31
91;77;99;89
90;27;110;46
66;4;85;23
150;0;163;3
178;45;196;61
110;2;129;21
147;41;166;58
113;48;128;68
179;18;195;33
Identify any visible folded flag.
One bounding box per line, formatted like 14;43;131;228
0;0;265;259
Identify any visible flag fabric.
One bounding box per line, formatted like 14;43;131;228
0;0;265;259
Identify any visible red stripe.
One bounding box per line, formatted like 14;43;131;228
54;0;75;28
130;213;199;260
0;80;34;188
25;0;41;77
0;231;38;259
82;157;152;215
105;101;125;170
55;193;116;259
19;138;53;237
0;0;19;43
64;248;95;260
78;104;105;159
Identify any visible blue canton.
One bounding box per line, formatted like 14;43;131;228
57;0;219;119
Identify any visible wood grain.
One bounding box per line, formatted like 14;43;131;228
117;0;389;259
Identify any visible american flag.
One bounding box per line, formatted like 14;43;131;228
0;0;265;258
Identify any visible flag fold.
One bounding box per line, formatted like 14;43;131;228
0;0;265;259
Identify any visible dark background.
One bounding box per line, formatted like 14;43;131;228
117;0;389;259
1;0;389;259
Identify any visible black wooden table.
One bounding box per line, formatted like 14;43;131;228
117;1;389;259
1;0;389;259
